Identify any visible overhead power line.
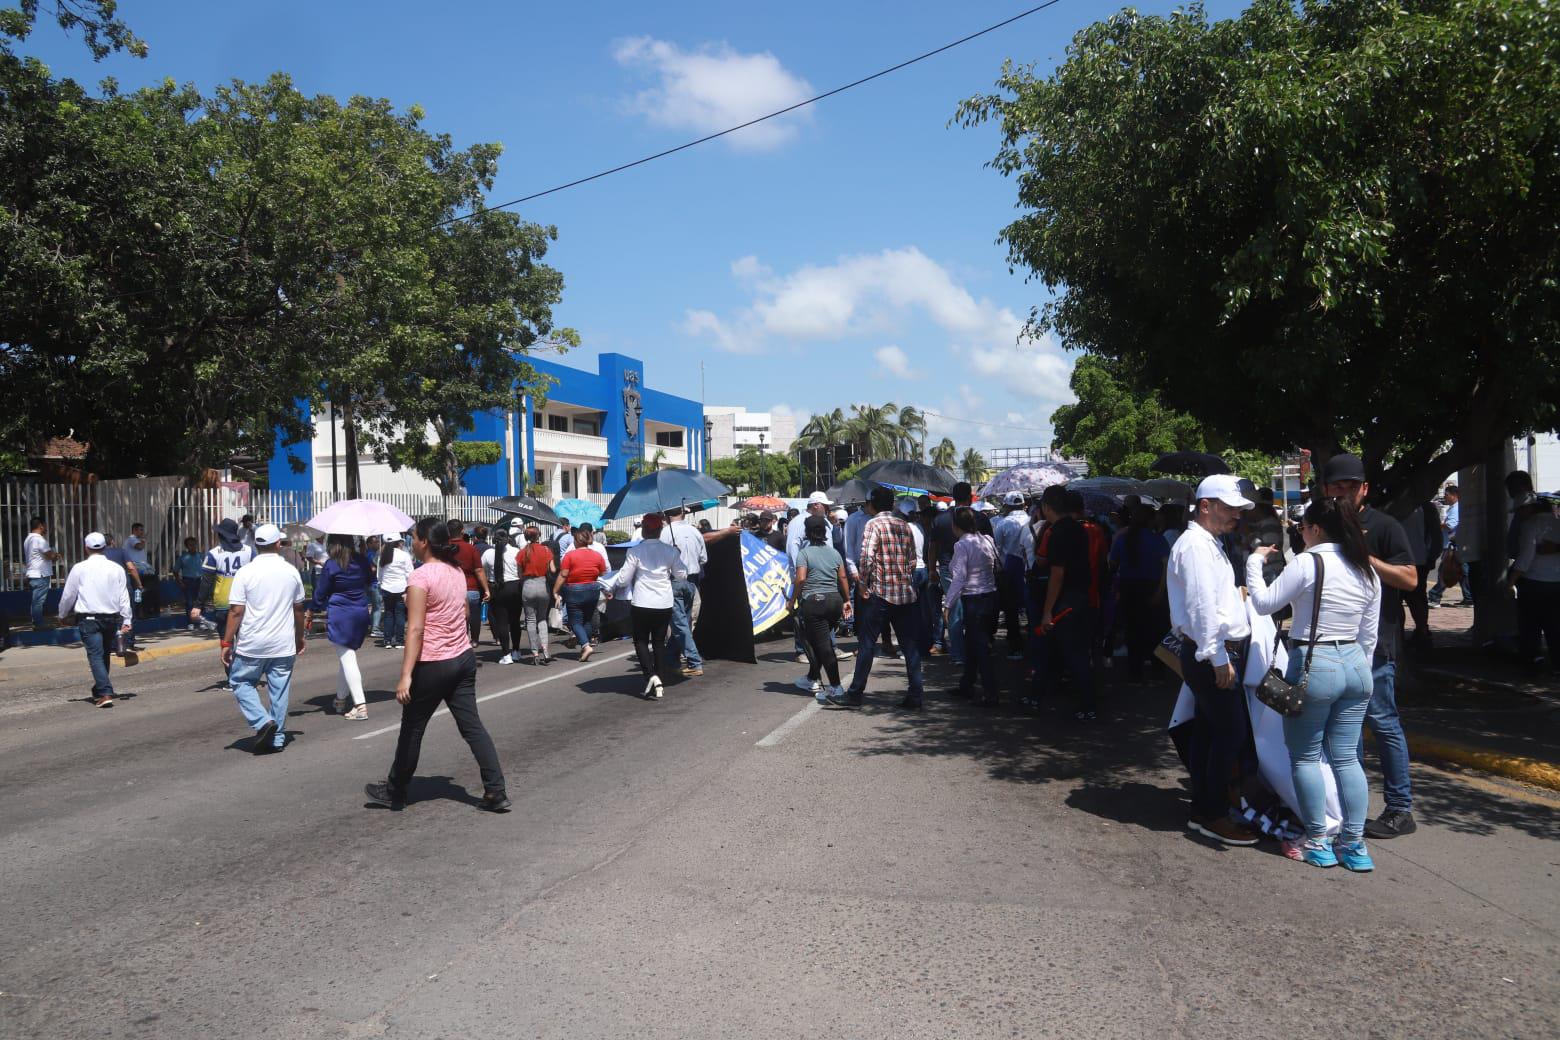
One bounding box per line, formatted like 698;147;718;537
920;408;1055;436
436;0;1067;227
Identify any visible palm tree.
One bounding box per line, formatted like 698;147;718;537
895;405;927;460
930;437;957;471
796;408;851;488
847;402;902;460
625;448;667;481
958;447;988;484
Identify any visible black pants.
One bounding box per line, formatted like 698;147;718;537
1029;603;1095;712
388;650;505;797
487;587;524;656
1179;640;1250;820
1404;564;1431;636
1516;578;1560;670
997;557;1026;652
1120;579;1166;681
960;591;1001;700
799;592;843;686
631;605;673;679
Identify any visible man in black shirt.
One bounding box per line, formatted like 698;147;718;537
1029;485;1096;718
1323;454;1419;838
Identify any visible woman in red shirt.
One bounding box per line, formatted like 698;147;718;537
553;523;609;662
365;518;508;812
516;524;556;665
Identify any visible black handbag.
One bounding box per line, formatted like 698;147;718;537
1254;554;1324;718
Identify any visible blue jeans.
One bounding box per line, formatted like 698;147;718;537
847;595;924;699
28;577;50;628
562;583;600;649
1358;658;1412;812
960;591;1001;699
1282;642;1372;840
936;562;964;663
667;578;702;669
77;614;119;697
369;584;383;634
228;654;294;748
913;568;935;653
381;591;406;645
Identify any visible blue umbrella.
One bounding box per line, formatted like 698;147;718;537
552;498;604;528
601;468;732;520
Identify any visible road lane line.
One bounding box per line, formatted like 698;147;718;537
756;701;821;748
353;650;635;740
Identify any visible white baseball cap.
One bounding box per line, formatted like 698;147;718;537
830;508;847;520
84;531;106;549
1195;474;1255;510
253;522;284;546
382;532;403;544
972;500;995;512
1003;491;1026;506
807;490;832;506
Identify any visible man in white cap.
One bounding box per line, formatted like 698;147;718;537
57;532;134;707
1167;473;1260;846
992;491;1036;658
221;522;306;754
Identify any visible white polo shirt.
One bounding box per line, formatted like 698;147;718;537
228;552;306;659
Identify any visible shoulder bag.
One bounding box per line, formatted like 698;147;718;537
1253;554;1324;718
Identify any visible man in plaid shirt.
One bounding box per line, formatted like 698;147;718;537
828;486;927;711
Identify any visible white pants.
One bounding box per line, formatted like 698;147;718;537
334;644;365;706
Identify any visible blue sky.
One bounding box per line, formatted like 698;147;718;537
28;0;1244;455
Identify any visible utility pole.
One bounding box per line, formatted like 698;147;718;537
329;398;339;499
758;431;767;494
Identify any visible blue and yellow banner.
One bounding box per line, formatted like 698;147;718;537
740;531;793;636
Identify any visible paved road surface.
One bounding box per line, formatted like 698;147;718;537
2;636;1557;1038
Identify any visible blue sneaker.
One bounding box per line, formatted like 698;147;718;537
1335;838;1375;872
1299;837;1338;868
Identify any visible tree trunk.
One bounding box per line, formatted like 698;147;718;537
1472;441;1518;643
342;397;361;500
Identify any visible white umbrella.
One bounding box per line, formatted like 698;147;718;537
304;498;416;538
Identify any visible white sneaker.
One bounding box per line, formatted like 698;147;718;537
497;653;514;665
652;676;664;700
795;676;822;693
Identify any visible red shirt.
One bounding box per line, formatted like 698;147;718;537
450;538;481;591
561;547;608;585
1081;519;1108;609
517;542;553;578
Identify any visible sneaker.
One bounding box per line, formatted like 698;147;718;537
681;666;704;677
1335;838;1375;872
1298;837;1338;868
92;694;115;708
651;676;663;700
1364;809;1416;839
497;653;514;665
795;676;822;693
795;653;809;664
825;689;864;709
343;705;368;721
818;684;840;705
364;781;405;811
251;721;278;754
479;791;512;813
835;648;854;660
1187;816;1260;846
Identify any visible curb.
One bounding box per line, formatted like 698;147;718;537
132;642;213;664
1394;731;1560;792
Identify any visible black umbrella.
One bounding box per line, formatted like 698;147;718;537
854;459;958;495
1151;451;1230;477
601;468;732;520
825;478;876;507
488;495;561;527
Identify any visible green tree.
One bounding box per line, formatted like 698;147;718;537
711;446;796;497
958;0;1559;511
847;402;902;460
895;405;927;461
959;448;988;484
1;0;145;59
1050;357;1207;478
930;437;958;471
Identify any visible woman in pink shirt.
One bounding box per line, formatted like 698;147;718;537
365;518;509;812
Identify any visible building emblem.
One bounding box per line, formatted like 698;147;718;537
622;371;642;441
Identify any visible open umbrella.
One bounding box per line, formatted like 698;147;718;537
601;468;732;521
739;495;787;512
1141;477;1194;501
1069;476;1149;497
551;498;605;528
488;494;561;527
825;478;876;507
305;498;416;538
981;463;1072;498
1151;451;1230;477
854;459;958;495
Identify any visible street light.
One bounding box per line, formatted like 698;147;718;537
703;417;714;474
758;431;767;494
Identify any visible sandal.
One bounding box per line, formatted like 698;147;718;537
332;696;348;715
343;705;368;721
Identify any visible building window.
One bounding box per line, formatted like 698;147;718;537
574;418;598;437
561;470;573;495
587;469;602;494
547;414;570;433
654;430;684;448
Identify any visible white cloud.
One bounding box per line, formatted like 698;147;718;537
613;37;813;151
731;255;771;281
681;309;756;354
874;345;917;379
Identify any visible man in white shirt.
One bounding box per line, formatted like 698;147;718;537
24;515;60;630
992;492;1036;658
1167;474;1259;846
661;507;710;677
124;522;156;618
222;523;306;755
57;532;133;707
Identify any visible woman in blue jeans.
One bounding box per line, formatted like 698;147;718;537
553;524;610;663
1247;497;1382;871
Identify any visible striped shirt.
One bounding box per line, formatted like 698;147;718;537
858;513;919;606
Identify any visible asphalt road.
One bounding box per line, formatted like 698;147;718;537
2;634;1557;1039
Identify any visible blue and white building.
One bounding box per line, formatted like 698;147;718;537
268;352;707;500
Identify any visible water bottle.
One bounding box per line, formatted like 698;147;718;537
115;630;126;656
133;588;143;605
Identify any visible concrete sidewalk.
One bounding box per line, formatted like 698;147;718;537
0;627;215;685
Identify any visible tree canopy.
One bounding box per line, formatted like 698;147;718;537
959;0;1559;510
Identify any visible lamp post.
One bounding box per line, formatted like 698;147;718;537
703;417;714;474
758;431;767;494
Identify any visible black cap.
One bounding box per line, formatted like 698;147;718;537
1320;453;1366;484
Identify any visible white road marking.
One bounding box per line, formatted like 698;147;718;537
353;650;635;740
755;701;822;748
